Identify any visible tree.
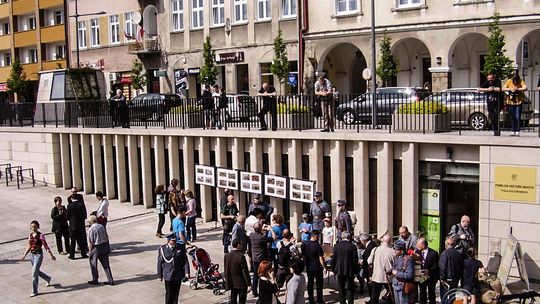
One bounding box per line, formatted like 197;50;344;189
131;59;147;93
6;58;31;102
376;34;399;87
482;13;513;81
270;30;289;93
198;36;218;86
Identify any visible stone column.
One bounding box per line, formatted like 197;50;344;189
127;135;141;205
91;134;103;193
429;67;450;92
59;133;72;189
168;136;180;181
308;139;323;193
140;135;153;208
287;139;302;238
249;138;263;206
80;134;92;194
115;135;127;202
198;137;211;221
69;134;82;190
231;137;246;216
330;140;346;217
267;138;282;215
353;141;369;234
215;137;228;216
154;136;166;187
377;142;393;236
103;135;116;199
182;137;195;191
402;143;418;232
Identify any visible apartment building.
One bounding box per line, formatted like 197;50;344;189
0;0;67;102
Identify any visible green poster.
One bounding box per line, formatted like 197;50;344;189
419;215;441;252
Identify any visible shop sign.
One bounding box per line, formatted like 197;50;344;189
421;188;440;216
0;83;7;91
188;68;200;75
120;76;133;84
215;52;244;64
494;166;537;203
419;215;441;252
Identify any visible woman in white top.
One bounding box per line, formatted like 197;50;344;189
184;189;198;242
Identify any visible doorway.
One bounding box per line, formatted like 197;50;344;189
441;181;479;247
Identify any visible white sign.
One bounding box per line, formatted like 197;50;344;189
216;168;239;190
240;171;262;194
362;68;372;80
195;165;215;187
264;174;287;199
289;178;315;203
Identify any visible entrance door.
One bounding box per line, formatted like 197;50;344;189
440;181;479;248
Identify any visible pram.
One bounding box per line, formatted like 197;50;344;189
187;245;225;295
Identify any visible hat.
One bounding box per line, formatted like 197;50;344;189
254;194;262;199
314;191;322;197
393;240;406;251
302;213;309;219
336;200;346;206
166;233;177;241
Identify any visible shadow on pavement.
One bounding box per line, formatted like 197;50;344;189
109;241;160;256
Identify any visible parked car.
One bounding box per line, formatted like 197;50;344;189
224;94;258;122
128;93;182;121
335;87;430;125
422;88;533;130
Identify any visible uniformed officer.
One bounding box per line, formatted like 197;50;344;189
157;233;187;304
334;200;353;241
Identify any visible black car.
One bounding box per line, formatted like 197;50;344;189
128;93;182;121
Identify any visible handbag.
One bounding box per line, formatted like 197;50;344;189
404;281;416;294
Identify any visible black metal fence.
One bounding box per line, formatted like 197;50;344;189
1;91;538;136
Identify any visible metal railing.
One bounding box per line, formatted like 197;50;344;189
0;91;538;136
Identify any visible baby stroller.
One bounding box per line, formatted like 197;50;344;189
187;245;225;295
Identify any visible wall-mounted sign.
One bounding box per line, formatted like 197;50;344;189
120;76;133;84
494;166;537;203
188;68;200;75
195;164;215;187
240;171;262;194
264;174;287;199
421;189;440;216
0;83;7;91
289;179;315;203
216;52;244;64
217;168;239;190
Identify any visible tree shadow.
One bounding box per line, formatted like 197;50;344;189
0;259;23;265
109;241;160;257
38;273;159;295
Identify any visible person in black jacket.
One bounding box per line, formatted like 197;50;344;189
201;85;214;129
67;187;84;205
331;231;358;304
415;237;439;304
439;237;463;300
224;239;251;304
51;196;70;255
157;233;186;304
67;192;88;259
359;233;377;302
301;230;325;304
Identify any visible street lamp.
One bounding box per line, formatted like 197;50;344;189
370;0;377;128
69;0;106;68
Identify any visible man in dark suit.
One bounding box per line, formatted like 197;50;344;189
224;239;251;304
439;237;463;300
157;233;186;304
67;191;88;259
359;233;377;301
67;187;85;205
331;231;359;304
415;237;439;304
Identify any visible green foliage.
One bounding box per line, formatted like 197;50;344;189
398;101;448;114
6;59;31;100
277;103;310;114
67;67;100;100
170;105;203;114
376;34;399;87
198;36;218;86
270;30;289;83
131;59;147;91
482;13;514;80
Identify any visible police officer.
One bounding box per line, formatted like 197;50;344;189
157;233;187;304
334;200;353;242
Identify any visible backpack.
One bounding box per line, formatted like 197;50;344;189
277;241;297;268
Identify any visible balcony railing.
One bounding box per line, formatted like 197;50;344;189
128;35;161;54
0;91;538;137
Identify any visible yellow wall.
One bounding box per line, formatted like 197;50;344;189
39;0;63;9
0;3;10;18
0;66;10;82
21;63;38;80
40;24;64;43
14;29;37;47
0;35;11;50
42;59;66;70
12;0;35;15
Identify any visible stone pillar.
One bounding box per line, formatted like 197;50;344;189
69;134;82;190
330;140;346;217
115;135;127;202
141;135;153;208
402;143;418;232
199;137;212;221
168;136;180;182
80;134;92;194
182;137;195;191
429;67;450;92
249;138;263;206
103;135;116;199
215;137;228;216
308;139;323;192
154;136;166;187
59;133;72;189
91;134;103;193
267;138;282;215
127;135;141;205
287;139;302;238
353;141;369;234
231;138;246;216
377;142;393;236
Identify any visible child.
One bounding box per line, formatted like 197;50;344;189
298;214;312;243
322;218;334;246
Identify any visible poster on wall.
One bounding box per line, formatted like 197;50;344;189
264;174;287;199
419;215;441;252
195;164;215;187
216;168;239;190
421;188;440;216
240;171;263;194
289;178;315;203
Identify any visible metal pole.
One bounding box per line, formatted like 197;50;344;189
370;0;377;128
75;0;80;68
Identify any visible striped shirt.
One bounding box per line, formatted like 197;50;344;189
88;223;109;246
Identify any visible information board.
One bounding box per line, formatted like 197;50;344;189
289;178;315;203
497;234;530;290
195;164;215;187
240;171;263;194
216;168;239;190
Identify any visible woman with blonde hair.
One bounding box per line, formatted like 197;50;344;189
257;260;279;304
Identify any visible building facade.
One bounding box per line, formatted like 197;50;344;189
0;0;67;102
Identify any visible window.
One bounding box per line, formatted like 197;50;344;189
171;0;184;31
29;48;38;63
55;45;66;59
125;12;138;40
54;11;63;25
260;62;274;86
90;18;100;47
0;0;8;3
257;0;271;20
109;15;120;44
282;0;296;17
192;0;203;29
1;22;9;35
28;16;36;30
77;21;87;48
336;0;357;14
398;0;421;7
234;0;247;22
4;53;11;66
212;0;225;26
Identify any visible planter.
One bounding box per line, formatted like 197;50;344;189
392;113;451;133
280;113;314;130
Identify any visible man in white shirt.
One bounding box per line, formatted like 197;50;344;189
95;191;109;228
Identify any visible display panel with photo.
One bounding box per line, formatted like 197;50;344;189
240;171;263;194
195;164;215;187
264;174;287;199
216;168;239;190
289;179;315;203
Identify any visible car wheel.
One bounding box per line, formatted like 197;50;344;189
341;110;356;125
469;113;487;130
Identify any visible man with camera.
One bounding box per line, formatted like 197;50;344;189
478;73;502;136
448;215;475;255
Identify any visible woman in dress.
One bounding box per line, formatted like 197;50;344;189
184;189;198;242
257;260;279;304
50;196;70;254
155;185;166;238
22;220;56;297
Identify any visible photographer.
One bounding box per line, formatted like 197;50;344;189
502;70;527;136
478;73;502;136
448;215;475;255
249;222;275;297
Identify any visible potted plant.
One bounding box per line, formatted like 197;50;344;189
169;104;204;128
392;100;451;133
277;102;313;130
